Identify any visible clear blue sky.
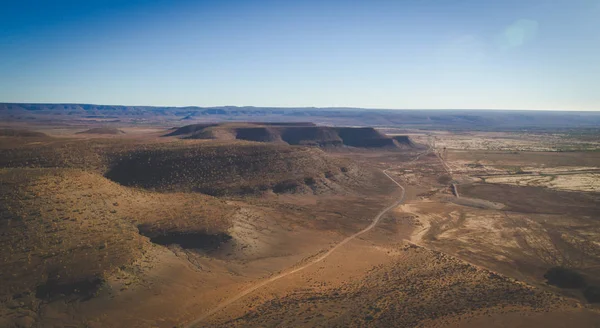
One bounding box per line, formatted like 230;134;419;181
1;0;599;110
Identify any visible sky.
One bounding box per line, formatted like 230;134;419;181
0;0;599;110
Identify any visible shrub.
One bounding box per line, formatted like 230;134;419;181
437;175;452;185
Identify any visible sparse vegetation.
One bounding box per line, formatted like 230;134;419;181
104;142;367;195
221;246;568;327
437;175;452;185
1;120;599;327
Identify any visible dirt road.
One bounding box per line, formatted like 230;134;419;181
185;169;407;327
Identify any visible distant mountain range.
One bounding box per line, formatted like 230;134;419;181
2;103;599;130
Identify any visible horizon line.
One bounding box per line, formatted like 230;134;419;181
2;102;599;113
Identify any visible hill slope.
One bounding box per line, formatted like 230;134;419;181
0;168;233;302
0;136;377;196
105;142;368;196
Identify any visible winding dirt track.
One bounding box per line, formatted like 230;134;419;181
185;170;406;327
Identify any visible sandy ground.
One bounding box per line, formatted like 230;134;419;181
482;173;600;192
202;229;599;328
444;150;600;193
403;131;600;152
3;126;600;327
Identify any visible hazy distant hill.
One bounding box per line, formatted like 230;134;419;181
2;103;599;130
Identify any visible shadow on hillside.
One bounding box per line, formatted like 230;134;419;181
138;225;232;251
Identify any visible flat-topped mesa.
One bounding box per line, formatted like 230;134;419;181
165;122;416;149
281;127;343;146
335;127;395;147
104;142;370;196
391;135;417;147
244;122;316;127
76;127;126;135
235;127;284;143
0;128;49;138
163;123;220;137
